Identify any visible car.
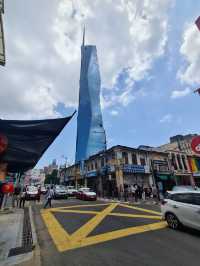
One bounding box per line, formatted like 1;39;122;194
26;186;39;200
172;185;200;192
66;186;77;196
53;185;68;199
76;187;97;201
161;191;200;231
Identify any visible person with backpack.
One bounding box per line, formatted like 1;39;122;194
44;186;54;209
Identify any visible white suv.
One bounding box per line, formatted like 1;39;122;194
161;191;200;230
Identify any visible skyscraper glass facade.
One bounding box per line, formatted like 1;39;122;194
75;39;106;163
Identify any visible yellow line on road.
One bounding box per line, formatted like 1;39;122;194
70;203;118;242
50;203;110;211
79;221;167;250
52;209;99;215
110;213;162;220
41;210;71;252
119;203;161;215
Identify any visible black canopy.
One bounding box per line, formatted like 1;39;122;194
0;112;75;172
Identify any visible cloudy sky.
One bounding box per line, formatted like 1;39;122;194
1;0;200;167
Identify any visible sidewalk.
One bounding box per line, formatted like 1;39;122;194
0;205;40;266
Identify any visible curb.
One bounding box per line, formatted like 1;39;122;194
26;206;41;266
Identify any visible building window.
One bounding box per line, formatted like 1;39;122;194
91;163;94;170
101;157;104;167
132;153;137;165
95;161;98;169
171;153;178;170
140;157;146;166
111;152;115;160
122;152;129;164
182;155;188;171
177;154;183;170
88;165;90;171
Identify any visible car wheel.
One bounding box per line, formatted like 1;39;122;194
166;213;180;230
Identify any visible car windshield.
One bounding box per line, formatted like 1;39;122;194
172;186;198;191
80;188;90;192
27;186;37;192
56;186;65;190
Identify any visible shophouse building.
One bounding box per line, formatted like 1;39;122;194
64;145;171;196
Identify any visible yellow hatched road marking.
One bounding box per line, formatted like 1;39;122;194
70;203;118;242
52;209;98;215
41;202;166;252
41;210;71;251
119;203;161;215
50;203;110;211
110;213;162;220
79;221;167;250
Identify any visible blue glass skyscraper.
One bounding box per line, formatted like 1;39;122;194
75;31;106;163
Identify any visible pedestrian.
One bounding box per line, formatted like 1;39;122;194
44;186;54;209
19;187;26;208
134;184;139;202
37;186;41;203
12;184;21;208
124;183;128;202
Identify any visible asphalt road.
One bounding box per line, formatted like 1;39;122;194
33;198;200;266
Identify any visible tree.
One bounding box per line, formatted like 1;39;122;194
44;169;59;185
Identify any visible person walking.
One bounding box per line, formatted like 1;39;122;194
44;186;54;209
37;186;41;203
12;184;21;208
19;187;26;208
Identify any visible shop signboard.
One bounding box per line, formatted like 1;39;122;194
100;165;115;174
122;164;145;173
86;170;97;178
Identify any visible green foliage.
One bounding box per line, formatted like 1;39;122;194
44;169;59;185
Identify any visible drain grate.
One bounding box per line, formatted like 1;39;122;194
8;207;34;257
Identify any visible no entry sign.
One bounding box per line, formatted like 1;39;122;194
191;136;200;154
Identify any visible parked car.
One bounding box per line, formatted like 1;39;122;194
53;185;68;199
76;187;97;201
66;186;77;196
26;186;39;200
172;185;200;192
161;191;200;231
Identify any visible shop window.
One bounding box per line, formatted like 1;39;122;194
182;155;188;171
132;153;137;165
122;152;129;164
171;153;178;170
177;154;183;170
140;157;146;166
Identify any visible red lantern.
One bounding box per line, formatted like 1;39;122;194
1;182;14;194
191;136;200;155
0;134;8;154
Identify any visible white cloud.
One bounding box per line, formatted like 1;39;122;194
171;87;191;99
110;110;119;116
178;22;200;84
160;114;172;123
0;0;173;119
